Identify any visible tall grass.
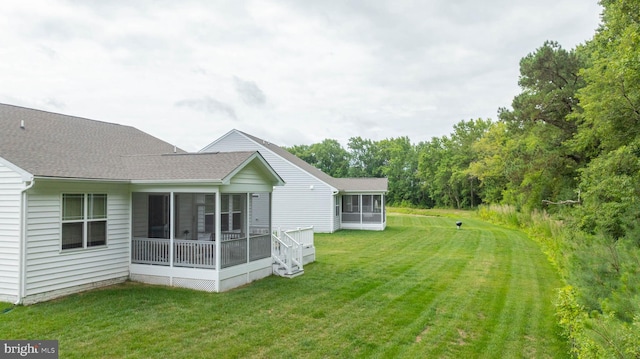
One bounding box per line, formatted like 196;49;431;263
477;204;640;358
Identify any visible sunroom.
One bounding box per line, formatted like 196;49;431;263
127;151;284;292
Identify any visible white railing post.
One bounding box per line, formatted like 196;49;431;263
272;226;314;276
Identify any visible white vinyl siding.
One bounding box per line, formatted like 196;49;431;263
203;131;335;232
0;162;24;301
226;161;279;193
23;180;130;298
250;193;270;229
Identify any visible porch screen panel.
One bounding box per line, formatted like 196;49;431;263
221;195;230;232
195;194;215;240
204;194;215;234
341;195;360;223
232;194;243;231
363;194;383;223
221;194;245;235
174;194;193;240
221;193;248;267
249;193;271;261
148;194;169;239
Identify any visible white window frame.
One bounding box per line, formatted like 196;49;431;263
61;193;108;251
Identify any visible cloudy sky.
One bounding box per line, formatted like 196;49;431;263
1;1;602;151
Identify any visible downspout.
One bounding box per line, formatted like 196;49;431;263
16;178;35;305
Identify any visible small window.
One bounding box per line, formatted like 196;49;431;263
62;193;107;250
221;194;245;232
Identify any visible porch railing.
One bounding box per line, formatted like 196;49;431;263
284;226;314;247
342;211;383;223
174;240;216;268
132;238;170;265
132;232;271;269
272;226;313;276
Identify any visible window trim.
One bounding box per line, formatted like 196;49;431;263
221;194;244;232
61;193;108;251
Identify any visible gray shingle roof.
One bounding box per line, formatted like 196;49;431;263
122;152;257;181
0;104;270;183
238;130;388;192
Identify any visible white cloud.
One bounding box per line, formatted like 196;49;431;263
0;0;602;150
175;97;237;120
234;76;267;106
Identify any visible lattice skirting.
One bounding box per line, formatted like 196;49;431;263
130;274;216;292
172;277;216;292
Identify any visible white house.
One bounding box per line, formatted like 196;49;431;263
0;104;306;305
200;130;388;233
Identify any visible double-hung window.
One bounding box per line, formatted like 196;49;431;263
62;193;107;250
221;194;244;232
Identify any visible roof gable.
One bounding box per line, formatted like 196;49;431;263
217;129;387;192
123;151;284;185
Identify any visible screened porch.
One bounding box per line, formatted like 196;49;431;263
341;193;386;230
130;192;272;270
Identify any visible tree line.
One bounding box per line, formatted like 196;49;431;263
286;1;639;230
287;1;640;355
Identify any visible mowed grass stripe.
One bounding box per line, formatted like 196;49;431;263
320;218;484;357
0;212;568;358
262;218;473;357
392;221;502;358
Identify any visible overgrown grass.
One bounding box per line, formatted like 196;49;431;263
477;204;640;357
0;212;568;358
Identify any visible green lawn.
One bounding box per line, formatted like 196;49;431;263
0;211;568;358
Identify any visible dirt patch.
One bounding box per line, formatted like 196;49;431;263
455;328;469;346
415;326;431;342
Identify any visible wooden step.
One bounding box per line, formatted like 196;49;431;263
272;264;304;278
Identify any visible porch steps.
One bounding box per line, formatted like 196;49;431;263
272;263;304;278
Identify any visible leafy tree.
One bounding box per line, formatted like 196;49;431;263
309;139;350;178
347;136;384;177
417;137;447;207
494;41;585;210
570;0;640;157
286;144;315;165
449;118;492;208
576;145;640;241
418;119;492;208
378;136;419;205
286;140;350;178
508;41;585;139
468;122;511;203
